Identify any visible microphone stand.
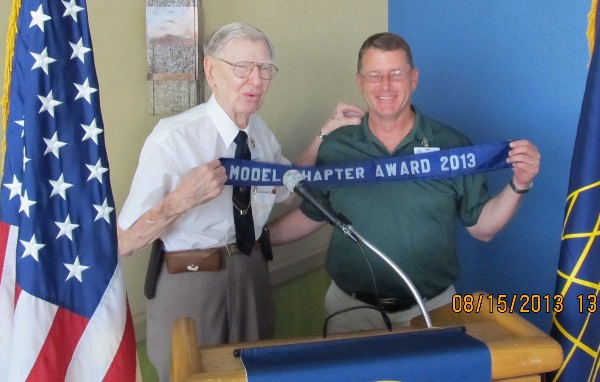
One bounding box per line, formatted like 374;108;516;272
344;224;433;329
281;170;433;328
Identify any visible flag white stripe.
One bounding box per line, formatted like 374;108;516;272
0;225;19;377
8;291;58;382
67;263;128;380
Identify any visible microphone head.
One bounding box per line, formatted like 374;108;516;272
282;170;304;192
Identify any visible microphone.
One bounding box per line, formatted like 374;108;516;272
283;170;357;242
282;170;432;327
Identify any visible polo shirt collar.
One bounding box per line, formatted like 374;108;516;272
354;114;372;141
411;106;435;146
206;95;254;149
354;105;435;147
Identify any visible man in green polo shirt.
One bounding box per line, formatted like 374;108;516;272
269;32;540;334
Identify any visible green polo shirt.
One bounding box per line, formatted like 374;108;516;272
300;106;490;299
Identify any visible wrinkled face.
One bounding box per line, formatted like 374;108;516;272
204;38;272;127
356;48;418;121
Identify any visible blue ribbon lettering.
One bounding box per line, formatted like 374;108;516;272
221;141;511;187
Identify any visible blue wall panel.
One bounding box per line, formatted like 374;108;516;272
389;1;590;330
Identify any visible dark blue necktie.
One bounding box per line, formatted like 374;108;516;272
232;130;255;255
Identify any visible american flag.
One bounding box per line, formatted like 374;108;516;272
0;0;137;380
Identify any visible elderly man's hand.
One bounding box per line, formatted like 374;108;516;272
507;139;540;189
320;102;365;136
174;159;228;212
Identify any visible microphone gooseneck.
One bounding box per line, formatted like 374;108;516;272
283;170;358;242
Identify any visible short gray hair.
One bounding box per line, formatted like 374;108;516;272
203;22;274;60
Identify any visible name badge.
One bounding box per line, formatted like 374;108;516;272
414;147;440;154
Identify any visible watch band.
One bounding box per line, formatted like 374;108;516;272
509;178;532;194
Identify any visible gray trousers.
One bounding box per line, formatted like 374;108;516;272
146;248;274;381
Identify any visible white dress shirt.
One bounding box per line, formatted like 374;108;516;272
118;95;290;251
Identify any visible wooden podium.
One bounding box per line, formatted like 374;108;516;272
170;292;563;382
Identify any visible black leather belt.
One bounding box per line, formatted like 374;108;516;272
352;292;417;313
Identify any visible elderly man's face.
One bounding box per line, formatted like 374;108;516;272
356;48;418;122
206;38;272;128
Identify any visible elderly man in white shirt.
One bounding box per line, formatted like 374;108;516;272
118;22;363;381
118;22;290;381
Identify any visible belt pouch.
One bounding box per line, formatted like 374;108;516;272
165;248;223;274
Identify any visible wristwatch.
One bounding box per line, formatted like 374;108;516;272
509;178;533;194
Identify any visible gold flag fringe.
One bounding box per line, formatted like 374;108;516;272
588;0;598;57
1;0;21;176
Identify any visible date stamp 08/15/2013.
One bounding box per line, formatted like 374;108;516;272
451;293;597;314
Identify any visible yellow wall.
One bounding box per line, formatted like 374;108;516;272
0;0;387;339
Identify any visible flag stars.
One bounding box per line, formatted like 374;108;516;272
23;147;31;171
64;256;90;283
74;78;98;104
62;0;85;22
38;90;63;117
20;235;45;262
86;159;108;183
94;198;114;223
3;175;22;200
70;38;91;63
49;174;74;200
44;132;68;159
19;191;37;217
30;48;56;75
29;5;51;32
15;119;25;138
81;119;103;144
55;215;80;241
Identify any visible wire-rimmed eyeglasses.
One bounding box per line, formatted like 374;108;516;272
359;69;413;83
217;57;279;80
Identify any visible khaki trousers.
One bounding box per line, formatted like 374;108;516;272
146;248;274;381
324;281;455;335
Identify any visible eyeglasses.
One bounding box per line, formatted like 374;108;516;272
359;69;413;83
216;57;279;80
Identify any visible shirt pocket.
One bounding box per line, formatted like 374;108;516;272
251;186;278;230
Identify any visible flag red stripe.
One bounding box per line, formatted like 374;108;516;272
26;308;88;381
104;302;138;381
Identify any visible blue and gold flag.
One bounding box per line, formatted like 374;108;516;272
549;1;600;381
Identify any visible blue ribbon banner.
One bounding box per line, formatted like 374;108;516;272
221;141;511;187
238;327;491;382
